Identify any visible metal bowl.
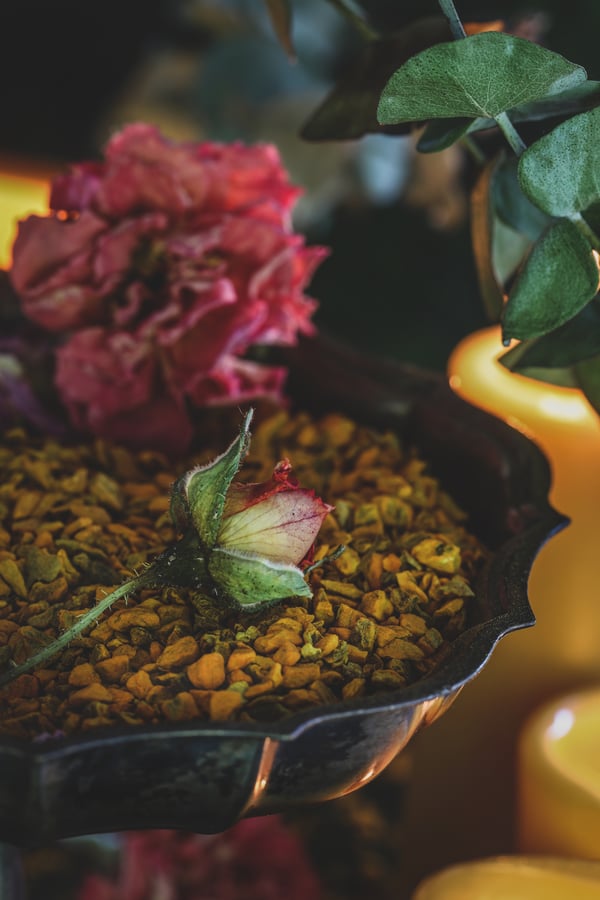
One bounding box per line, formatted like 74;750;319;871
0;336;566;846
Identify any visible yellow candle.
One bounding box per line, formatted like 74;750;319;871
518;687;600;857
399;326;600;884
412;857;600;900
0;167;50;268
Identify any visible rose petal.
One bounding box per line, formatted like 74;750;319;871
218;489;332;565
196;142;301;214
10;211;107;330
96;123;208;218
50;162;104;212
184;357;287;407
223;459;298;518
55;328;155;420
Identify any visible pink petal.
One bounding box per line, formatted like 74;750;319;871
184;357;287;407
96;123;207;218
50;161;104;212
92;212;167;291
223;459;298;518
55;328;154;418
10;211;107;330
218;488;332;565
196;142;301;214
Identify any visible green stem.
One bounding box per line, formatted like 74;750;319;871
438;0;467;39
460;135;486;166
0;574;150;687
495;111;527;157
571;212;600;251
327;0;378;41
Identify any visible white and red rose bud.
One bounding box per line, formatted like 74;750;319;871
167;410;331;608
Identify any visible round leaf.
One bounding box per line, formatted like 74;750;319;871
508;80;600;124
493;156;551;241
301;17;453;141
501;301;600;369
416;117;474;152
502;218;599;341
377;32;586;124
518;106;600;218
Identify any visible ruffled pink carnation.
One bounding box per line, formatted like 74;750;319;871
77;819;322;900
10;124;327;454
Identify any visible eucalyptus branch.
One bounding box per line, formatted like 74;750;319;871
495;111;527;157
0;574;151;687
326;0;378;41
438;0;467;39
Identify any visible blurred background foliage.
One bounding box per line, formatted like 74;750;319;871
1;0;599;371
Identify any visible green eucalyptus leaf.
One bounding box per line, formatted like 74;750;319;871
301;17;452;141
492;220;531;287
500;301;600;370
417;117;474;152
502;219;599;341
377;32;586;124
264;0;295;60
208;548;311;608
493;156;552;240
518;107;600;219
467;80;600;135
497;349;578;387
575;354;600;415
171;409;253;550
470;154;505;321
508;80;600;124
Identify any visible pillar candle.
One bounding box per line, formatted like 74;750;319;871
518;686;600;857
412;857;600;900
399;326;600;888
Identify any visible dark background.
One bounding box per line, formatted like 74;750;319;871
1;0;598;371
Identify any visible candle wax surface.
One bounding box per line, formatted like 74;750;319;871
518;687;600;856
412;857;600;899
546;691;600;802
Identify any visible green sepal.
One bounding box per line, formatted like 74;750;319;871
378;32;586;125
208;547;311;609
146;533;209;591
502;219;599;341
170;409;253;549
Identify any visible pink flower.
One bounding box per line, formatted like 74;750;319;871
77;818;322;900
10;124;327;454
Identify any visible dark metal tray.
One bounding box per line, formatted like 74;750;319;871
0;335;566;846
